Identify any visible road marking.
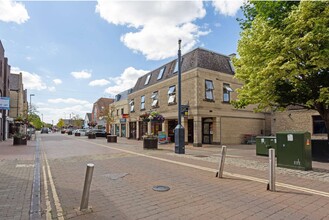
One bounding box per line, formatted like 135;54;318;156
42;165;52;220
79;139;329;198
43;153;65;220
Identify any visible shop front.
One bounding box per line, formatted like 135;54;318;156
129;122;137;139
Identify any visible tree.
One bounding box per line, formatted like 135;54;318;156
57;118;65;129
72;115;83;128
99;105;116;134
233;1;329;139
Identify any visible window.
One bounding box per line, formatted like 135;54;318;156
223;83;233;103
121;108;124;115
129;99;134;112
157;67;165;80
151;91;159;107
115;94;121;101
140;95;145;110
205;80;214;101
313;115;327;134
168;85;176;104
173;58;183;74
116;109;119;116
229;60;235;72
144;74;151;85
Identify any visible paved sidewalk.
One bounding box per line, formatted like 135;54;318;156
43;134;329;220
0;138;36;220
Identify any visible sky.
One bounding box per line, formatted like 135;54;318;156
0;0;245;124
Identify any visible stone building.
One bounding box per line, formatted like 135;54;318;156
272;107;327;140
126;48;270;146
9;73;27;119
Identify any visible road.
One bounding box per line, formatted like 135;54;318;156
23;133;329;219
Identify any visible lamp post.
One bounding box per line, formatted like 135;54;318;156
174;39;185;154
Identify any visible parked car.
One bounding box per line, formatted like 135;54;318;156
86;129;107;137
74;129;87;136
41;127;49;134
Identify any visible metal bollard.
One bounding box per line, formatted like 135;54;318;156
268;149;276;191
217;146;227;178
80;163;94;210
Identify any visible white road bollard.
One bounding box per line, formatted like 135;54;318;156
80;163;94;210
216;146;227;178
268;149;276;191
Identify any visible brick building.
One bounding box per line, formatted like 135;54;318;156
91;97;115;129
123;48;270;146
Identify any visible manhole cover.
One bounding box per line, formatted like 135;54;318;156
152;185;170;192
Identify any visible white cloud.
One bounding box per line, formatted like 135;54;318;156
104;67;148;95
11;67;47;91
48;86;56;92
53;79;62;85
89;79;110;87
71;70;92;79
96;1;209;60
0;0;29;24
212;0;245;17
48;98;90;105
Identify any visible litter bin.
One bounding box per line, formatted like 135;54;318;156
276;131;312;170
256;136;276;156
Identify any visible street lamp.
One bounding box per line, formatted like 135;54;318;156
174;39;185;154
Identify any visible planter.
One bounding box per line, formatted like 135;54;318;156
107;135;117;143
61;130;65;134
75;133;81;137
143;138;158;149
68;131;73;135
88;133;96;139
13;137;27;145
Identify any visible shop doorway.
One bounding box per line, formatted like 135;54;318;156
129;122;136;139
202;118;213;144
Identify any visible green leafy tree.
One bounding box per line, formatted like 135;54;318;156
72;115;83;128
99;105;116;134
234;1;329;139
57;118;65;128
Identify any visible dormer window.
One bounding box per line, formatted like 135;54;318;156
115;94;121;101
229;60;235;73
129;99;135;112
151;91;159;108
157;67;165;80
144;74;151;85
140;95;145;110
168;85;176;104
173;58;183;74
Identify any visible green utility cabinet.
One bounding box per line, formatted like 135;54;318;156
276;131;312;170
256;136;277;156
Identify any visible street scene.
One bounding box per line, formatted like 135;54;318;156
0;0;328;220
1;133;329;219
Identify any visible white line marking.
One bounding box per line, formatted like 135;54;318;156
80;139;329;198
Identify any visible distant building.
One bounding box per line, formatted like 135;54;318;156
9;73;27;119
109;89;130;136
84;113;92;128
91;97;115;129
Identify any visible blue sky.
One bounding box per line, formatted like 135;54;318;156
0;0;244;124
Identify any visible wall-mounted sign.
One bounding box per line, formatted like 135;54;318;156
122;114;129;118
0;97;10;110
120;118;126;123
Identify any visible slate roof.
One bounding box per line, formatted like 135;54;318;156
114;89;131;102
132;47;235;93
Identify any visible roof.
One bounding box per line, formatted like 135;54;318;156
114;89;131;102
132;47;235;93
93;97;115;110
9;73;21;91
86;113;92;121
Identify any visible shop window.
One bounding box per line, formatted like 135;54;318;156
129;99;134;112
157;67;165;80
205;80;214;101
144;74;151;85
313;115;327;134
151;91;159;107
140;95;145;110
168;85;176;104
223;83;233;103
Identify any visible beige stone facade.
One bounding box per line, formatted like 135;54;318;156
110;98;129;137
272;109;327;140
124;48;270;146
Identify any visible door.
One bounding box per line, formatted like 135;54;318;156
202;118;213;144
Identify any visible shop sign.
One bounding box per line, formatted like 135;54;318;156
122;114;129;118
0;97;10;110
120;118;126;123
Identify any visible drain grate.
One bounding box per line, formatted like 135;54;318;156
152;185;170;192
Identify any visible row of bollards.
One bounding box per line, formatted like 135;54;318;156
217;146;276;192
